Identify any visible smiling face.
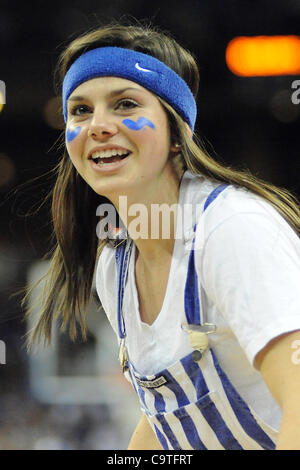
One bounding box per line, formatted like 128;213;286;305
65;76;179;201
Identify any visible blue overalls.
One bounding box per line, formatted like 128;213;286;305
115;184;278;450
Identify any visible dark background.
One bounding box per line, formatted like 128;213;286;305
0;0;299;449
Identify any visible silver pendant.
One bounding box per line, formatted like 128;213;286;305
118;338;128;369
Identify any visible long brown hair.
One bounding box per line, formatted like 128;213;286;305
23;19;300;350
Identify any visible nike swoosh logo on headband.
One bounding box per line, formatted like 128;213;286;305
135;63;155;73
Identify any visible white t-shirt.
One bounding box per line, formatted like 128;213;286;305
96;170;300;430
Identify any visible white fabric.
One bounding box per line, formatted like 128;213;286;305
96;170;300;431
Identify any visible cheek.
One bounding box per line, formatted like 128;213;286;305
122;116;169;158
65;125;85;161
66;125;82;143
122;116;160;153
122;116;156;131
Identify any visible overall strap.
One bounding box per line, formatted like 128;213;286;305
184;184;228;325
115;239;132;339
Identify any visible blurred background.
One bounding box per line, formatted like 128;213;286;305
0;0;299;450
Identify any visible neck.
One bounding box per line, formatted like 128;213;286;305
112;166;184;266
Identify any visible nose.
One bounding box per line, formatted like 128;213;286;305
88;108;118;139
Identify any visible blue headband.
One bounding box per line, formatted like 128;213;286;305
62;46;197;131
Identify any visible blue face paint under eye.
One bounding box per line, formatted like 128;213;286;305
122;117;155;131
66;126;82;142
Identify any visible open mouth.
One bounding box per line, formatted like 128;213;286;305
91;152;131;165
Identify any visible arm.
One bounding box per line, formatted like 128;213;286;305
128;413;163;450
256;330;300;450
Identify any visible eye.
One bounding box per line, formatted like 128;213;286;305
116;99;138;110
70;104;91;116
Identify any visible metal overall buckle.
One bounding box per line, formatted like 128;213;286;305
181;323;217;362
118;338;129;373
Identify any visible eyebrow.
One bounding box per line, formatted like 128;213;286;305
68;87;143;102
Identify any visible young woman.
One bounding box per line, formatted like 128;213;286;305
25;22;300;450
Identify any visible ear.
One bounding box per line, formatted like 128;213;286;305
170;142;181;152
170;122;193;152
185;122;193;138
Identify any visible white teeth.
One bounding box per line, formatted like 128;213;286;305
90;149;130;160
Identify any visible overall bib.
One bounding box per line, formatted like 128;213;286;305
115;184;278;450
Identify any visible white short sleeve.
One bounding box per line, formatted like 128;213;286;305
197;204;300;367
95;244;119;336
